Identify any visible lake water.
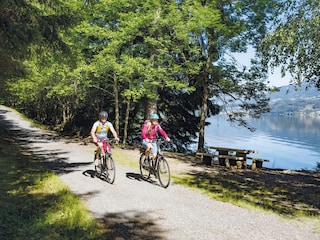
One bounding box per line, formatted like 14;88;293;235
204;114;320;170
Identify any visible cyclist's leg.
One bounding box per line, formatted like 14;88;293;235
145;144;152;159
105;142;112;169
150;142;158;166
95;138;105;166
142;140;152;162
94;141;101;166
100;139;106;156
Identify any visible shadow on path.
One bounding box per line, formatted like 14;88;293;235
126;172;162;188
0;107;167;239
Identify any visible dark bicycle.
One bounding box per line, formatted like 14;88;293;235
94;139;116;184
139;138;171;188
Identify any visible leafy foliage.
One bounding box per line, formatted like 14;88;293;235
1;0;277;152
261;0;320;87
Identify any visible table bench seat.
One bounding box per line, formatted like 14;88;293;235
196;152;244;160
247;157;270;170
196;152;244;168
195;152;216;165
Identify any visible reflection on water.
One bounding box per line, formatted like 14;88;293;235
205;114;320;170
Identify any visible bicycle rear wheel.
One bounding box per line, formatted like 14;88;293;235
139;153;150;180
104;154;115;184
157;156;170;188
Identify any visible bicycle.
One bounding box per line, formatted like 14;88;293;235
94;139;116;184
139;138;171;188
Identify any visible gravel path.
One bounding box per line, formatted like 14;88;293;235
1;106;319;240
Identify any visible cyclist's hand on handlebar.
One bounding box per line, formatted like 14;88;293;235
115;137;120;143
166;137;170;142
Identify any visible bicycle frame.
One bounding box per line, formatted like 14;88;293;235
152;139;165;165
94;138;116;184
139;138;171;188
96;138;112;154
140;138;165;157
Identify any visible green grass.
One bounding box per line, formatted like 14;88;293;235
172;172;320;233
112;147;141;169
112;147;320;232
0;128;107;239
171;172;320;233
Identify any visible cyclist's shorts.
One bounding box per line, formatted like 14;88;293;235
96;138;111;153
142;140;158;155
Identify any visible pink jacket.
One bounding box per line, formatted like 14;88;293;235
141;120;168;141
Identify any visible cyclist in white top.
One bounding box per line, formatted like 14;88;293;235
90;111;119;166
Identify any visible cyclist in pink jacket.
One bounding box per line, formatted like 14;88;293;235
141;113;170;162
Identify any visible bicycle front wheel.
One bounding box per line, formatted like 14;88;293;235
157;156;170;188
95;153;104;177
139;153;150;180
105;154;116;184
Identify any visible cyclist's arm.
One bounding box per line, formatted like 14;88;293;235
158;126;170;141
90;123;98;143
110;127;119;141
106;122;119;141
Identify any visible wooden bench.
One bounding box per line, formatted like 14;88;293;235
218;155;245;170
196;152;244;168
196;152;214;165
247;157;270;170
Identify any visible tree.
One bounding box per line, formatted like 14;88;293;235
261;0;320;87
159;0;274;152
1;0;86;127
2;0;274;153
82;0;196;143
0;0;80;81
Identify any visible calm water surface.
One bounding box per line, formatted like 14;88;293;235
205;114;320;170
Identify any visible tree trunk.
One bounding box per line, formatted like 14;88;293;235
198;80;208;153
113;72;120;135
122;98;131;145
198;52;211;153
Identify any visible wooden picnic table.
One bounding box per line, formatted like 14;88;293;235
196;146;269;170
210;146;257;170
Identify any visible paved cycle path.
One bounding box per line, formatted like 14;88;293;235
1;106;319;240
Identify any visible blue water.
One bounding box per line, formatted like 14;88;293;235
204;114;320;170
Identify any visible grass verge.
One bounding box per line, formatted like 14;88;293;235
112;147;320;232
0;127;107;239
